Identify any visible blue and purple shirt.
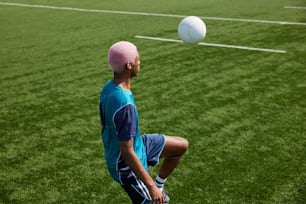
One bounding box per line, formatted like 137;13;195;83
99;80;147;182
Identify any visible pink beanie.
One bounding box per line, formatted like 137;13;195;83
108;41;139;73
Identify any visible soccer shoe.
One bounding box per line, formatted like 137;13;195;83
162;190;170;204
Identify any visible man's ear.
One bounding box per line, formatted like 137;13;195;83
126;63;132;70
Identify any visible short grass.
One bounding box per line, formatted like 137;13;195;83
1;0;306;203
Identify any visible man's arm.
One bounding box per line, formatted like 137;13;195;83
120;139;163;203
114;104;163;202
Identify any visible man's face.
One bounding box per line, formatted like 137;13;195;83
131;55;140;77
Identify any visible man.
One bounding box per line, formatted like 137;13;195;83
99;41;188;204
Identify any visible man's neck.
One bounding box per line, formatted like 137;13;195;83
113;77;131;90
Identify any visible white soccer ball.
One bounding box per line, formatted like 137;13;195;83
178;16;207;44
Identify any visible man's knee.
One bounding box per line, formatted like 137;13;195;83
178;137;188;154
163;136;188;157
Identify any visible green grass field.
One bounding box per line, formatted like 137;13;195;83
1;0;306;203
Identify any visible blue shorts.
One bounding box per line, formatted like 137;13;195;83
120;134;166;204
142;133;166;166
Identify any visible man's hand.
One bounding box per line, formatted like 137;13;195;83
147;184;164;204
120;139;164;203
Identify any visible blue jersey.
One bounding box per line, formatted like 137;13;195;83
99;80;148;182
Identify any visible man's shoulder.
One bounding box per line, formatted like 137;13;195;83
101;80;115;93
105;90;131;109
102;81;120;98
101;81;134;107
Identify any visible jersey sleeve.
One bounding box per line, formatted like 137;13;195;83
113;104;137;141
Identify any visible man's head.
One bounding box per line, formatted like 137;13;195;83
108;41;139;74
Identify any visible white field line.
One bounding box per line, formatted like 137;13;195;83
1;2;306;26
284;6;306;10
135;36;287;54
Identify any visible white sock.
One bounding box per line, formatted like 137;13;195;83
155;175;167;191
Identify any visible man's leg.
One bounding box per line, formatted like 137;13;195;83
157;136;188;182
